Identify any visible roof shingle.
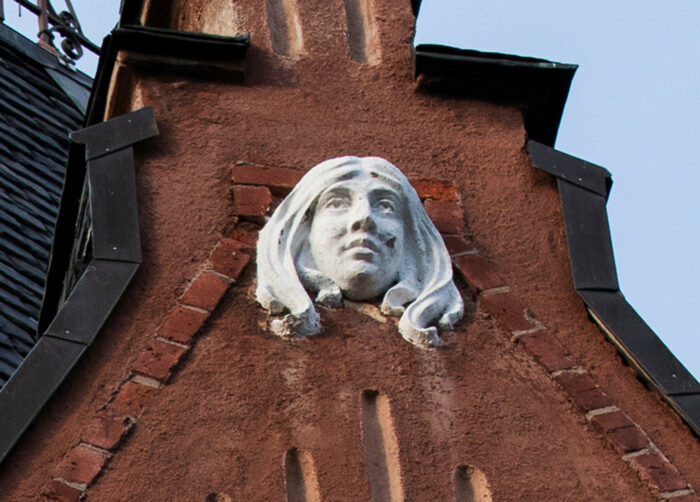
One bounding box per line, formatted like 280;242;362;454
0;22;90;387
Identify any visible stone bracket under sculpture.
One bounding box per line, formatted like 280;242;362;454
256;156;463;348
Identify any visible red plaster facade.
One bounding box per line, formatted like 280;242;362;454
1;1;698;500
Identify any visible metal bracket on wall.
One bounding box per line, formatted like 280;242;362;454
527;139;700;437
0;107;158;464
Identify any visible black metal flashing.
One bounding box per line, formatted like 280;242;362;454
0;21;90;388
528;140;611;198
0;335;86;461
414;44;577;147
411;0;421;17
86;25;249;126
43;260;139;345
118;0;144;26
580;290;700;396
73;106;159;160
527;140;700;436
557;180;618;291
0;107;158;464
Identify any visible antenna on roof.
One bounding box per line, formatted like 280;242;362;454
1;0;100;65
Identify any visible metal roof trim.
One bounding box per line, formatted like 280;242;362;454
414;44;577;147
0;107;158;464
528;139;700;436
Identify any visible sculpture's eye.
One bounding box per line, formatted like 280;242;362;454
324;196;349;210
375;198;396;214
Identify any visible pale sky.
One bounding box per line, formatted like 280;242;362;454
4;1;698;379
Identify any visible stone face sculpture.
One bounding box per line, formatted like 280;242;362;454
256;156;463;347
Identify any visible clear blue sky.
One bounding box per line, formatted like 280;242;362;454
5;1;698;379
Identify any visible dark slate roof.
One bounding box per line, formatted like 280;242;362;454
0;22;90;388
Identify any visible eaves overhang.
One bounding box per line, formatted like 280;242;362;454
0;107;158;464
86;25;250;126
414;44;577;147
528;140;700;436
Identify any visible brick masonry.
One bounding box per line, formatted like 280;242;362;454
157;305;210;343
41;171;698;501
81;413;133;451
54;444;108;486
232;184;271;218
232;163;304;195
423;198;465;234
41;224;258;500
181;273;232;312
210;238;252;280
42;479;83;502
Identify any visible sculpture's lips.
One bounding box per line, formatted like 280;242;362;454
343;237;380;253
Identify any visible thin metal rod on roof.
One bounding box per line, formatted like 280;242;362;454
4;0;100;64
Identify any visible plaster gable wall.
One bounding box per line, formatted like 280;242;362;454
141;0;246;36
1;0;698;499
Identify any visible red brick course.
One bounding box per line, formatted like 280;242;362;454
517;331;576;372
589;410;635;432
423;199;465;234
572;388;615;411
42;480;83;502
629;452;688;492
82;413;133;451
441;234;474;256
479;290;535;333
227;222;260;249
232;164;303;195
181;273;231;312
453;254;504;293
109;380;156;419
555;370;596;392
411;179;458;201
55;445;107;485
209;238;252;281
607;426;649;453
555;372;614;412
132;339;188;381
232;184;271;217
157;305;210;343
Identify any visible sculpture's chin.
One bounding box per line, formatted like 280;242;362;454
337;271;396;301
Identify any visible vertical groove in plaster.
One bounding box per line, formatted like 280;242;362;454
284;448;321;502
361;390;404;502
454;465;492;502
265;0;304;57
343;0;380;65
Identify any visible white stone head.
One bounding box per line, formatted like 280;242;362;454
256;156;463;347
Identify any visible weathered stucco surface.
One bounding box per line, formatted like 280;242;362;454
1;0;698;500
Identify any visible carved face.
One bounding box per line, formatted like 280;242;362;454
308;172;405;300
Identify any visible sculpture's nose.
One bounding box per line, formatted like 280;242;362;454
349;198;377;233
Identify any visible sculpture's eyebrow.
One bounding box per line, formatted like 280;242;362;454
368;187;400;203
318;186;351;204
